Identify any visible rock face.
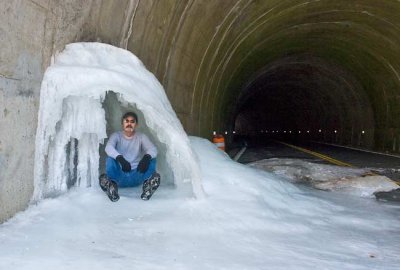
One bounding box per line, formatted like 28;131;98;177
3;0;400;222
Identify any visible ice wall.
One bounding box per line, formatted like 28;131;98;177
33;42;204;201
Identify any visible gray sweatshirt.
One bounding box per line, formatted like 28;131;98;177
105;131;158;169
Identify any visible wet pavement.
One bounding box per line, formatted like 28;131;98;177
233;140;319;164
298;141;400;169
228;139;400;183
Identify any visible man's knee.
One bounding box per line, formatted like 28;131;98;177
106;156;116;165
150;157;157;165
140;158;157;180
106;157;121;175
148;158;157;172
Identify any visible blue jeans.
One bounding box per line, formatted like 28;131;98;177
106;157;157;187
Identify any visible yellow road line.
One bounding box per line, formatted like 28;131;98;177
278;142;353;167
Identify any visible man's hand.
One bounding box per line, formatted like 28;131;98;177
138;154;152;173
116;155;131;172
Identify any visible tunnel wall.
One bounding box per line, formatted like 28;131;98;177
0;0;136;223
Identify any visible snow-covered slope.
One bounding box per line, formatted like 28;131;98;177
1;137;399;270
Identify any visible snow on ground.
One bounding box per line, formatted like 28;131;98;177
249;158;399;197
1;138;400;270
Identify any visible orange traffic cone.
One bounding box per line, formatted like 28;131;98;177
212;132;225;151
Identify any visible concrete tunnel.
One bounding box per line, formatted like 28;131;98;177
1;0;400;222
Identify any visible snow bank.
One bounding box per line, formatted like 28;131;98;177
2;137;400;270
249;158;399;197
33;42;203;200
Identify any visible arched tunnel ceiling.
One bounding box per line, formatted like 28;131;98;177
127;0;400;150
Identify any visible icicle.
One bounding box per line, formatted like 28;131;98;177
76;133;100;188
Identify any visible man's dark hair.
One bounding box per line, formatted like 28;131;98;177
121;111;138;123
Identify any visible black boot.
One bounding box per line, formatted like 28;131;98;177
141;173;161;200
107;180;120;202
99;173;120;202
99;173;109;192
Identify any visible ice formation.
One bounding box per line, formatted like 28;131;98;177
33;42;203;200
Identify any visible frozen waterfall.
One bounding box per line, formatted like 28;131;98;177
33;42;204;201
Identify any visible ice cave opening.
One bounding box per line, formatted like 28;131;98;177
33;42;203;201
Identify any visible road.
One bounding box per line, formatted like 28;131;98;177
231;139;400;182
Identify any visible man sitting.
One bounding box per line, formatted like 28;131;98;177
99;111;160;201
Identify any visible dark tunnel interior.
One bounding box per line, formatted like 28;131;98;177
232;55;374;147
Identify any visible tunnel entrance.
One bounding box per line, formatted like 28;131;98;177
232;55;375;148
187;1;400;157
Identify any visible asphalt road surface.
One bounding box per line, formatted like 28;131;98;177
231;139;400;182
